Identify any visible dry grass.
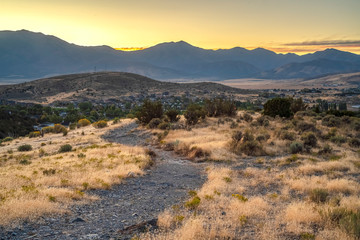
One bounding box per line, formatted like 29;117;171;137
0;120;151;226
143;111;360;240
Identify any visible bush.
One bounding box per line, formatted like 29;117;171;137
184;104;206;125
301;132;317;148
158;122;170;130
112;117;120;124
309;188;329;203
59;144;72;153
330;135;347;145
232;131;243;142
69;123;77;130
77;118;91;128
318;144;332;155
42;126;54;133
280;130;296;141
165;109;180;122
205;98;237;117
290;141;303;154
29;131;41;138
242;113;253;122
136;99;163;124
349;138;360;148
2;136;13;142
295;121;317;133
264;98;292;118
256;115;270;126
148;118;162;129
54;124;67;134
322;115;341;127
93;120;107;128
18;144;32;152
239;140;264;156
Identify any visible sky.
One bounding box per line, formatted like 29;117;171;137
1;0;360;54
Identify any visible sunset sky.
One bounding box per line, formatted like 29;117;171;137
1;0;360;54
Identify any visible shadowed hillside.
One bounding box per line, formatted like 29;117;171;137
0;72;253;104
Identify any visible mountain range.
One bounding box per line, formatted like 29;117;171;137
1;30;360;82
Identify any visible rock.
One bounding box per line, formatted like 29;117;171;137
72;217;86;223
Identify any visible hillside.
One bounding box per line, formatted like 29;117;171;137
0;72;252;104
1;30;360;82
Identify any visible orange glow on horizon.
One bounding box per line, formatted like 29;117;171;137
115;47;147;51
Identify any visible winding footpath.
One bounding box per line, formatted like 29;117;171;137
0;123;206;240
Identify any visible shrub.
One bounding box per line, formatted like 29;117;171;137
59;144;72;153
54;124;67;133
301;132;317;148
18;144;32;152
77;118;91;128
264;97;292;118
243;130;254;142
232;131;243;142
309;188;329;203
93;120;107;128
256;115;270;126
339;210;360;239
112;117;120;124
242;113;253;122
158;122;170;130
29;131;41;138
280;130;296;141
148;118;162;129
290;141;303;154
239;140;264;156
295;121;317;133
322;115;341;127
42;126;54;133
349;138;360;148
330;135;347;145
136;99;163;124
205;98;237;117
165;109;180;122
185;196;201;210
256;134;270;142
2;136;13;142
230;122;238;129
184;104;206;125
318;144;332;155
69;123;77;130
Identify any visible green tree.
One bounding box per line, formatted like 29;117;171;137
263;98;292;118
136;99;163;124
184;104;206;125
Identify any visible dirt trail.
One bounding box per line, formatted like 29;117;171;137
0;123;206;240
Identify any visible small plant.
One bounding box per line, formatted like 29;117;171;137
59;144;72;153
93;120;107;128
309;188;329;203
349;138;360;148
188;190;198;197
48;195;56;202
165;109;180;122
19;159;32;165
77;153;86;158
243;113;253;122
185;196;201;210
223;177;232;183
112;117;120;124
158;122;170;130
239;215;248;225
2;136;13;142
290;141;303;154
18;144;32;152
77;118;91;127
232;131;243;142
29;131;41;138
43;169;56;175
54;124;67;134
232;194;248;202
301;132;317;148
82;182;89;190
300;232;315;240
69;122;77;130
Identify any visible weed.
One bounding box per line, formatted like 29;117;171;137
185;196;201;210
59;144;72;153
309;188;329;203
18;144;32;152
232;194;248;202
223;177;232;183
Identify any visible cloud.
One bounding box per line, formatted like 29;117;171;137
283;40;360;47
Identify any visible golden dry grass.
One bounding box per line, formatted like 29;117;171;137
0;119;151;226
143;111;360;240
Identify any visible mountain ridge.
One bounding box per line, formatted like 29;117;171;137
1;30;360;82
